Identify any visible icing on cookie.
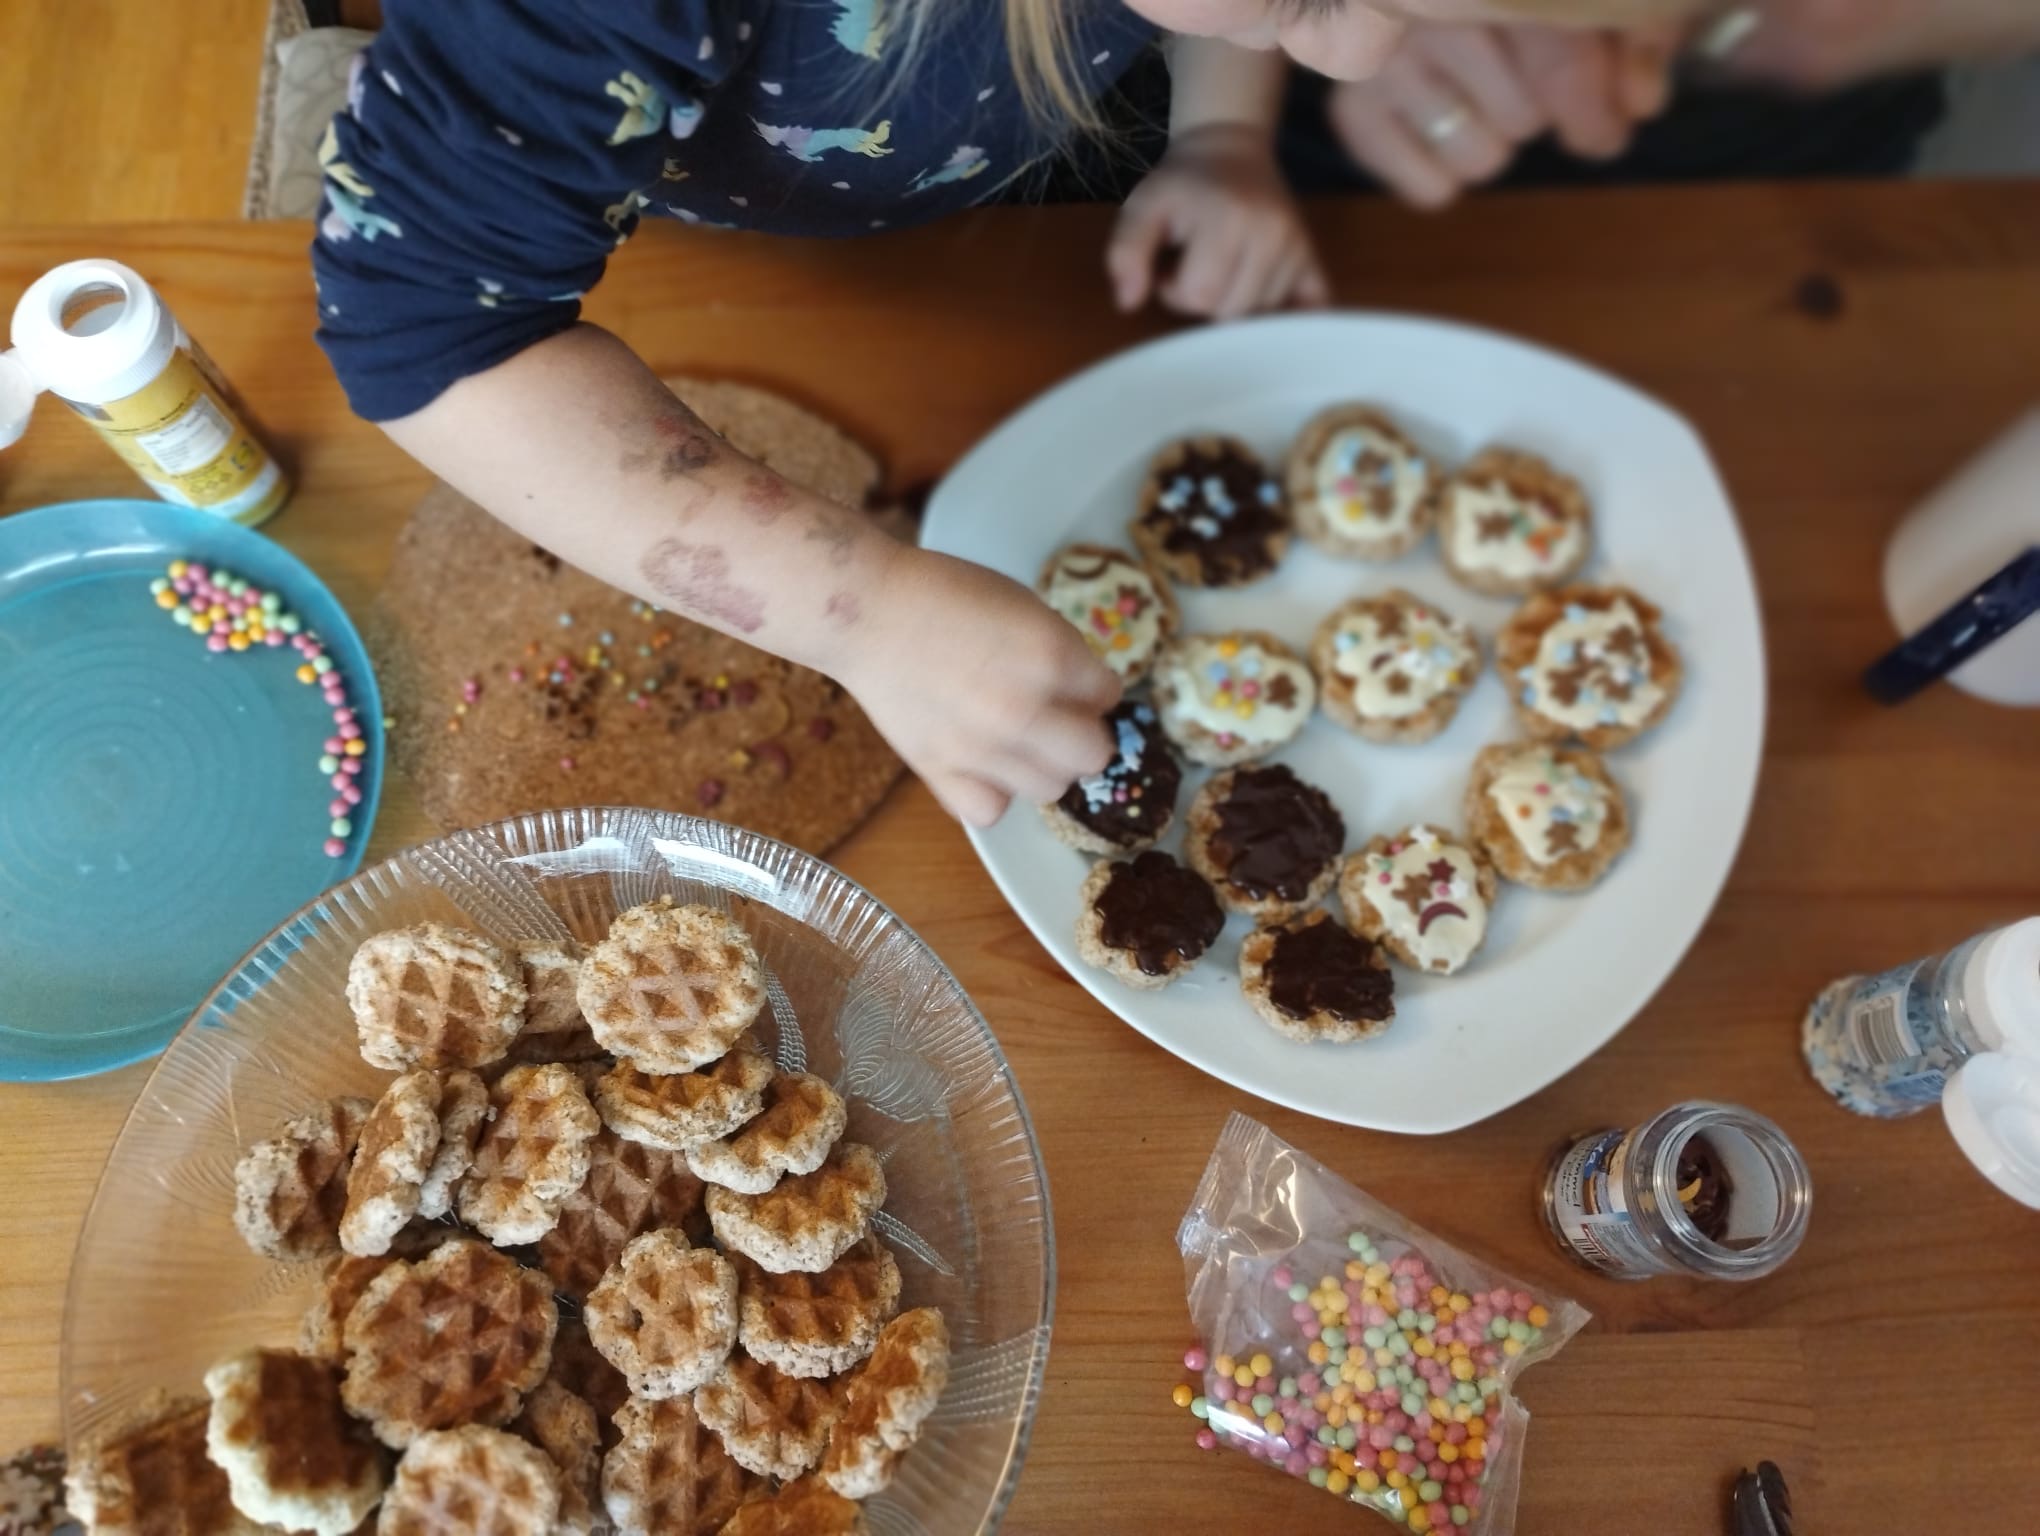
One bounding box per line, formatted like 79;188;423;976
1353;825;1488;974
1142;443;1287;584
1486;750;1610;865
1329;599;1476;720
1314;424;1430;538
1161;635;1315;749
1516;597;1664;732
1057;702;1181;847
1042;546;1166;679
1447;476;1584;581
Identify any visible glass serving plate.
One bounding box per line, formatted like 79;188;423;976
62;807;1052;1535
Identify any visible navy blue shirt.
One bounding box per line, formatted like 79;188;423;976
312;0;1157;420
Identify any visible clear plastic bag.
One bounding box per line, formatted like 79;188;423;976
1176;1113;1589;1533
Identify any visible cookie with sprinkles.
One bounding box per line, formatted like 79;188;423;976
1239;910;1396;1045
1464;742;1631;892
1437;447;1593;597
1075;851;1226;991
1150;630;1316;767
1130;435;1291;588
1310;590;1481;745
1036;544;1178;686
1285;405;1440;561
1339;825;1498;976
1041;701;1183;855
1497;584;1682;749
1183;764;1345;923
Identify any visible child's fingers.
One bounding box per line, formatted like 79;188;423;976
1216;231;1283;321
1293;251;1333;308
1107;194;1172;313
1162;220;1246;316
929;770;1012;829
1026;708;1116;785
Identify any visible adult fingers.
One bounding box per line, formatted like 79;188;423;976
1384;61;1514;186
1426;27;1544;145
1505;28;1631;161
1327;86;1458;211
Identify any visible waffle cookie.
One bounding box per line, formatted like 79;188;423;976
1286;405;1439;561
693;1352;841;1480
341;1237;558;1448
586;1231;740;1399
718;1477;868;1536
1239;910;1396;1045
346;923;527;1071
538;1127;709;1301
1340;825;1498;977
456;1062;601;1245
594;1039;777;1152
416;1069;492;1220
511;1381;603;1536
578;898;767;1074
63;1394;266;1536
510;937;606;1063
1036;542;1179;685
1075;851;1226;991
299;1226;458;1364
602;1394;766;1536
1464;741;1630;892
1311;591;1480;745
1183;764;1346;924
201;1350;384;1536
1151;631;1316;768
733;1234;902;1379
339;1070;444;1258
1131;435;1291;588
546;1317;633;1454
231;1096;373;1263
685;1071;846;1195
1438;446;1593;597
1498;584;1682;749
378;1426;561;1536
819;1308;952;1500
706;1142;887;1275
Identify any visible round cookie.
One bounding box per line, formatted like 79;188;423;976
1339;826;1498;976
1130;435;1291;588
1285;405;1439;561
1040;701;1183;855
1464;742;1630;892
1239;911;1396;1045
1036;544;1179;686
1496;584;1681;749
1075;852;1226;990
1437;447;1592;597
1311;590;1480;745
1183;764;1345;923
1151;631;1316;768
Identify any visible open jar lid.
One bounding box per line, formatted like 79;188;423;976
1943;1052;2040;1209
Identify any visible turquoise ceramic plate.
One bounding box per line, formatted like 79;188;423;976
0;499;384;1080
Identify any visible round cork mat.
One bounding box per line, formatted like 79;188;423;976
371;380;903;854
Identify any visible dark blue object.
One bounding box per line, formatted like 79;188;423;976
1863;546;2040;705
0;499;384;1080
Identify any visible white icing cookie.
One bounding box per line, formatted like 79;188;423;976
1439;448;1591;596
1037;544;1174;684
1486;749;1611;866
1152;632;1315;766
1342;826;1492;975
1326;597;1476;721
1514;596;1665;734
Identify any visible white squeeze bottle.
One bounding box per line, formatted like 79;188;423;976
0;259;289;525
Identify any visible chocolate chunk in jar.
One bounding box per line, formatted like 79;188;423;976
1264;917;1395;1025
1675;1135;1734;1244
1137;438;1290;587
1056;703;1182;850
1095;852;1225;977
1211;765;1344;902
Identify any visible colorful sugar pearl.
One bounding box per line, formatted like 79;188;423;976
1174;1230;1554;1529
153;559;367;859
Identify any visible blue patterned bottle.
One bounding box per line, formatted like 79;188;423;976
1801;919;2040;1117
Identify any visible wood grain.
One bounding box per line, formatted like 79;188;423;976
3;188;2039;1534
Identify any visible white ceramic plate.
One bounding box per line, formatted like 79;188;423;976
924;314;1764;1133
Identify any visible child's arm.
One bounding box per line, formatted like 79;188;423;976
383;323;1120;826
1107;38;1329;317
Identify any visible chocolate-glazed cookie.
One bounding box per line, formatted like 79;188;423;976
1131;436;1292;589
1041;703;1183;855
1240;911;1396;1045
1184;764;1345;922
1075;852;1225;991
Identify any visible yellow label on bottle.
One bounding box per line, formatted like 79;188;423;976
60;347;289;525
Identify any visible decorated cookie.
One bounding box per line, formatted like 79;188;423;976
1339;826;1497;976
1151;631;1316;767
1184;765;1346;923
1076;852;1226;990
1496;585;1681;749
1130;436;1291;589
1310;590;1480;745
1285;406;1439;561
1239;911;1396;1045
1036;544;1178;685
1041;702;1183;855
1463;742;1630;892
1438;448;1592;597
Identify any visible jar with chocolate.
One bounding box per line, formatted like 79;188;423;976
1542;1102;1811;1282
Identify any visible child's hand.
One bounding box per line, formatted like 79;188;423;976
1108;122;1331;320
837;546;1122;827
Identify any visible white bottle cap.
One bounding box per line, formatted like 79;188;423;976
9;258;176;408
0;349;36;450
1943;1053;2040;1209
1962;917;2040;1054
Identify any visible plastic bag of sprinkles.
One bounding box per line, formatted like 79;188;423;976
1176;1114;1588;1532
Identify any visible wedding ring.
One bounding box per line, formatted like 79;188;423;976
1694;5;1761;60
1418;106;1470;145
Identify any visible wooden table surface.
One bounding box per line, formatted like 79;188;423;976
4;186;2039;1534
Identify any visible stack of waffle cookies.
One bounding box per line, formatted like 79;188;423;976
71;898;948;1536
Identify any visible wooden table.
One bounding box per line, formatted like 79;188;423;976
4;186;2039;1533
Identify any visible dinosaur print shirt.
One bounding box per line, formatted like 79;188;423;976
312;0;1156;420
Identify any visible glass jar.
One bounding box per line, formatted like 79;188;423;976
1542;1102;1812;1282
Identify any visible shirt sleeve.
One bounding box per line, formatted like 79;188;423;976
311;0;731;421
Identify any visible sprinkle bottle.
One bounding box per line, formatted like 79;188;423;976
1542;1102;1812;1282
0;259;289;525
1801;918;2040;1118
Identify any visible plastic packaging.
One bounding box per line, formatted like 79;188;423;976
1178;1113;1587;1533
1543;1101;1812;1282
2;259;289;524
